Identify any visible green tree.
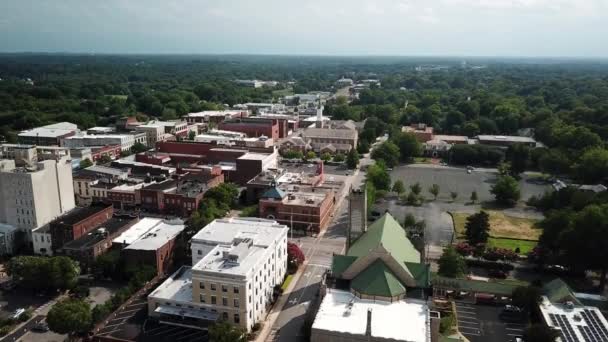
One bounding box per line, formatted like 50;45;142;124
403;213;417;229
367;163;391;191
428;184;440;200
47;299;92;335
305;151;317;160
506;144;530;176
79;158;93;169
575;147;608;184
283;149;303;160
465;211;490;245
188;130;196;140
209;321;246;342
98;155;113;164
346;149;359;169
395;132;422;162
320;152;332;162
410;182;422;196
438;246;467;278
491;175;521;206
333;153;345;163
131;142;148;154
523;324;559;342
371;141;400;168
450;191;459;202
8;256;79;291
497;162;511;176
511;286;542;314
392;180;406;195
470;191;478;204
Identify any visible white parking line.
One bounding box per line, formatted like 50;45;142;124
458;317;479;323
506;327;524;332
458;313;477;319
458;321;480;327
508;333;523;337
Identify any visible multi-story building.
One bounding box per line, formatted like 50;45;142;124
0;224;18;255
0;144;71;166
219;117;280;140
135;123;169;148
61;215;139;270
62;133;147;152
49;204;114;251
32;225;53;256
259;183;336;233
148;218;288;331
0;156;75;242
17;122;79;146
122;219;185;275
301;127;358;152
183;110;248;124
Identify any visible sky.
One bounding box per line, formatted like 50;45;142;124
1;0;608;57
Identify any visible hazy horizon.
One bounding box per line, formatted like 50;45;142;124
2;0;608;57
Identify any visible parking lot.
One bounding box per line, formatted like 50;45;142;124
454;301;525;342
389;165;549;203
140;320;207;342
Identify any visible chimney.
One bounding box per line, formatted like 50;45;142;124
365;309;372;337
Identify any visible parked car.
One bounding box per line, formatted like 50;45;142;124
32;322;49;332
488;269;508;279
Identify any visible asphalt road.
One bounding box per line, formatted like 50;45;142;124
0;315;45;342
268;154;368;342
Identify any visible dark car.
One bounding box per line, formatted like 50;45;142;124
32;322;49;332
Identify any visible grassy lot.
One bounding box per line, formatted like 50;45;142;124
238;204;259;217
452;210;540;253
272;88;294;97
487;237;537;254
105;94;128;100
281;274;294;291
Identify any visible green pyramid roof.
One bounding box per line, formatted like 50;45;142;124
347;213;420;264
351;259;407;297
261;186;286;200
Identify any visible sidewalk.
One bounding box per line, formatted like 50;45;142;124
254;264;306;342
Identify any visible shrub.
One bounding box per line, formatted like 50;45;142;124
455;242;474;256
465;259;514;271
483;247;518;262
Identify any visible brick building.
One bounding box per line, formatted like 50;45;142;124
259;183;336;233
61;215;139;270
49;204;114;251
219;117;280;140
139;173;224;216
122;219;185;275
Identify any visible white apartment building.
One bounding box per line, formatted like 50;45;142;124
0;156;75;244
32;225;52;256
148;218;288;331
62;133;147;152
135;123;165;148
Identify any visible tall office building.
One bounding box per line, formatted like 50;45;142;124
0;155;75;242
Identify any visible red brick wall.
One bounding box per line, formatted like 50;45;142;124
122;234;179;275
156;141;213;155
72;205;114;240
218;121;279;140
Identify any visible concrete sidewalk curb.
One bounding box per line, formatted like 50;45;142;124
255;265;307;342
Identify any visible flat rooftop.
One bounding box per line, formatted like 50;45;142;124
185;110;245;117
539;296;608;342
191;218;288;248
477;135;536;143
62;216;138;250
52;205;111;226
192;243;266;276
312;290;429;342
124;220;184;251
238;152;273;161
113;217;166;245
149;266;193;303
278;190;329;207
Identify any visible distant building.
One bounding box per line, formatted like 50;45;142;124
234;80;278;88
219;117;280;140
476;135;537;148
0;155;75;243
62;133;147;152
313;213;437;342
301;127;358;152
403;124;470;157
183;110;248;124
122;219;185;275
32;225;52;256
336;77;354;87
148;218;288;331
18;122;79;146
0;224;17;255
0;144;71;166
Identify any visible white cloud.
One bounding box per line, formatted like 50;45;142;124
418;7;439;24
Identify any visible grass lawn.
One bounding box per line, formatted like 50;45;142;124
281;274;294;291
272;88;294;97
452;210;540;253
238;204;259;217
487;237;537;254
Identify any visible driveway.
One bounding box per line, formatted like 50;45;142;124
454;302;525;342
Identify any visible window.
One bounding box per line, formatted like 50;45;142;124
199;282;205;289
222;297;228;306
222;312;228;321
197;250;202;255
211;283;216;291
222;285;228;293
233;287;239;294
200;294;205;303
234;313;240;324
211;296;216;305
248;296;251;303
234;299;239;308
